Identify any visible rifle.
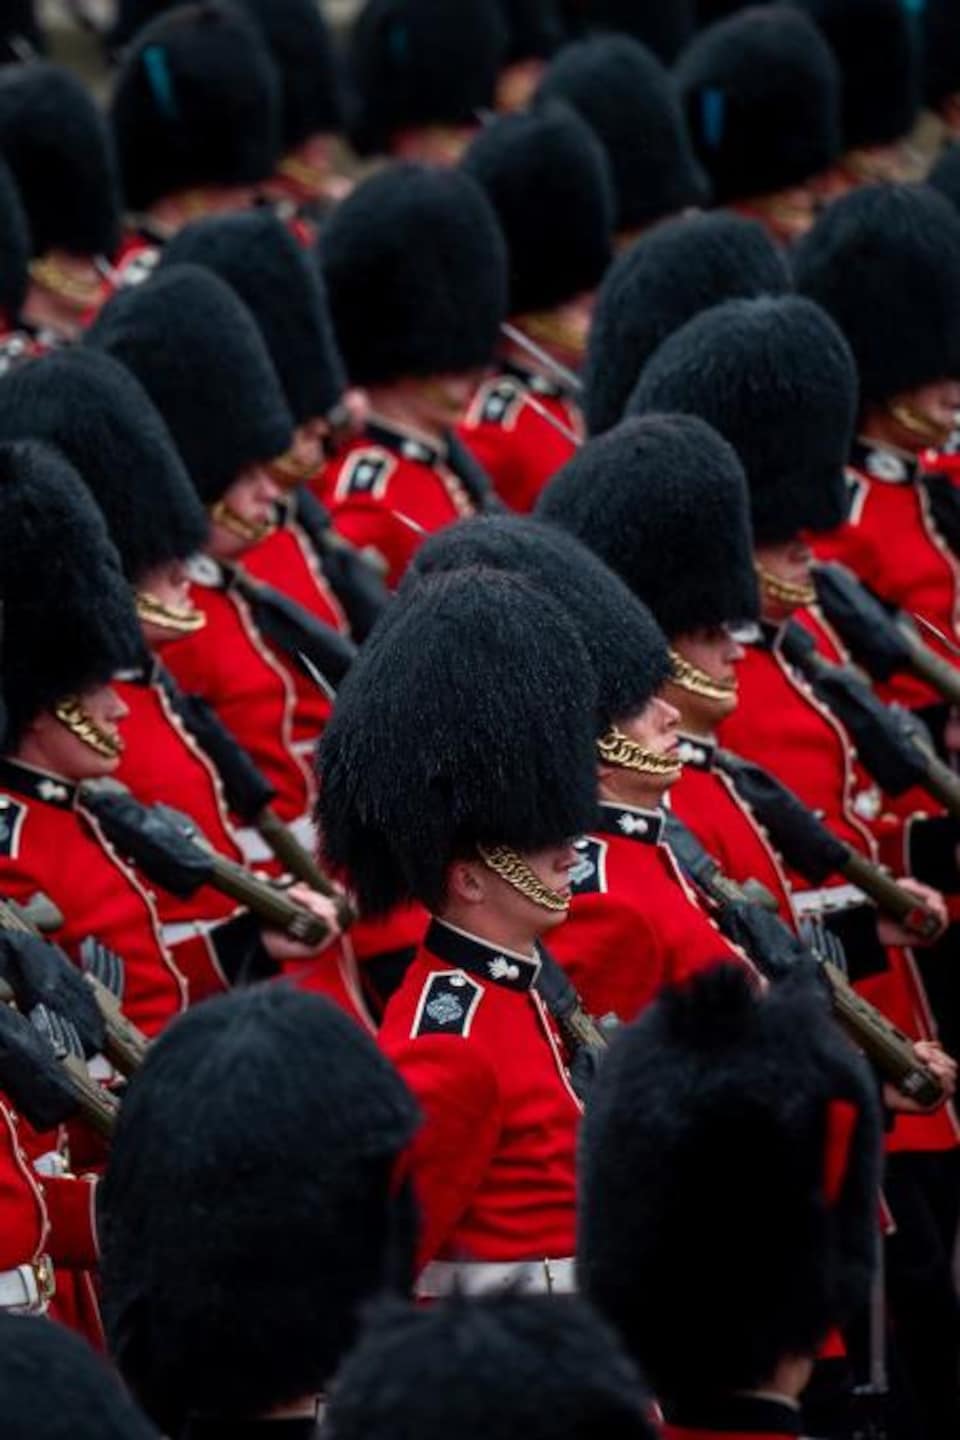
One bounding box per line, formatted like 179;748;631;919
779;619;960;818
534;942;611;1100
291;487;390;642
0;996;119;1139
226;563;357;689
663;814;944;1108
0;896;148;1077
713;747;943;942
78;779;353;941
813;561;960;709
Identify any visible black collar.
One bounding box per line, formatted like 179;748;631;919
850;437;919;485
425;918;541;992
594;802;664;846
365;418;446;470
665;1393;802;1435
501;358;568;400
0;758;76;809
676;734;717;771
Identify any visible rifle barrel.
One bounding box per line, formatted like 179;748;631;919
839;852;942;941
897;620;960;708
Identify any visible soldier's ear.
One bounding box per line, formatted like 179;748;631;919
446;858;487;906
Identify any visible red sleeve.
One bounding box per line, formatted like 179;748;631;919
326;502;422;589
41;1173;99;1269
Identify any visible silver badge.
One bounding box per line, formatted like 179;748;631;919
425;993;464;1025
618;812;649;836
864;449;908;483
488;956;520;982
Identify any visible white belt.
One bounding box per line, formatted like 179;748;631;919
0;1257;55;1314
236;814;316;867
161;920;215;947
417;1256;576;1299
791;882;869;918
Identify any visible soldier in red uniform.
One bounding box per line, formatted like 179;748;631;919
581;965;882;1439
318;164;508;586
794;182;960;717
318;567;600;1291
675;5;842;243
458;105;613;511
583;208;789;439
536;31;709;248
0;63;119;340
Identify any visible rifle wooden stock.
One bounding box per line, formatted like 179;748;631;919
908;735;960;821
205;852;332;946
822;962;944;1109
254;807;355;926
839;851;943;942
896;620;960;708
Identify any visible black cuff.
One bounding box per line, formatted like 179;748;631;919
906;815;960;893
823;905;889;983
212;913;278;987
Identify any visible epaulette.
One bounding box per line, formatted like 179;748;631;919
568;836;608;896
411;969;483;1038
333;448;397;503
466;377;524;431
112;244;161;291
0;794;27;859
844;469;869;526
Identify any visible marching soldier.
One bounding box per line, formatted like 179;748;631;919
458;105;613;510
317;566;598;1290
317;163;508;586
675;5;842;243
536;32;710;247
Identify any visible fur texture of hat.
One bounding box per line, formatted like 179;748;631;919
406;515;672;731
584;210;790;436
0;1312;158;1439
579;965;881;1398
0;62;120;258
676;4;841;202
568;0;696;61
87;263;293;503
793;181;960;406
0;440;141;743
346;0;507;156
795;0;920;149
537;35;708;232
0;348;207;582
100;986;419;1433
161;209;345;424
537;414;759;635
109;1;281;212
498;0;566;61
320;163;507;386
322;1293;658;1440
317;567;599;914
627;295;856;544
460;104;614;314
234;0;343;145
923;0;960;109
0;152;30;323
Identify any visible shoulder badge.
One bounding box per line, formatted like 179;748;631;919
468;378;524;431
412;970;483;1038
844;470;869;526
569;836;608;896
0;795;26;859
334;449;396;503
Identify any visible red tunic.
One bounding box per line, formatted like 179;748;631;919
379;918;581;1271
0;1102;48;1276
459;365;581;513
813;440;960;710
315;417;476;587
547;801;741;1023
0;759;187;1037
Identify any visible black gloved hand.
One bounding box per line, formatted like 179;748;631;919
0;1003;80;1131
0;931;104;1056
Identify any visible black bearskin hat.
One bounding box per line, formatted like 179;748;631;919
628;296;856;545
537;414;758;636
109;2;281;213
568;0;695;62
460;104;614;314
161;209;346;424
0;62;120;258
323;1293;658;1440
0;2;43;65
0;1312;158;1439
584;210;790;437
579;965;881;1399
0;152;30;323
87;264;293;504
795;0;920;150
234;0;343;145
675;4;841;203
537;35;708;233
0;440;141;744
320;164;507;387
498;0;566;62
100;986;419;1433
923;0;960;110
346;0;507;157
928;143;960;215
108;0;175;51
317;567;599;915
406;515;672;731
0;348;208;583
793;182;960;406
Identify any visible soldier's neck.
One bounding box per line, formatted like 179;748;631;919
365;387;447;446
859;405;924;457
598;771;668;812
435;904;539;959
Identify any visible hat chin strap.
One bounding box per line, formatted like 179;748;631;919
28;256;103;311
53;697;123;759
477;844;570;913
209;500;274;545
135;590;207;635
887;400;952;448
669;649;737;703
597;726;682;781
271;446;317;485
755;563;816;609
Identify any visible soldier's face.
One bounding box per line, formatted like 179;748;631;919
394;372;488;434
887;378;960;451
136;560;199;649
754;539;814;622
601;696;682;807
448;841;579;940
208;465;283;559
19;686;128;781
666;627;743;727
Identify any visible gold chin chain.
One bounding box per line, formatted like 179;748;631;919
28;256;103;310
517;311;587;363
756;564;816;609
277;153;329;192
669;649;737;703
271;446;317;485
54;698;123;759
597;727;683;781
135;590;206;635
887;402;951;447
209;501;275;545
477;844;571;913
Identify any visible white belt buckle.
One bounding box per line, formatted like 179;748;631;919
0;1256;55;1314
